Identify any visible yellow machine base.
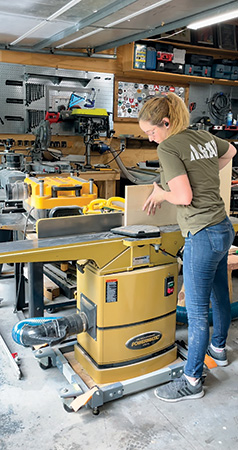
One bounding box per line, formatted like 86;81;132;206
75;262;178;384
74;343;177;384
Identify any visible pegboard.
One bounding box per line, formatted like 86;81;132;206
0;62;114;135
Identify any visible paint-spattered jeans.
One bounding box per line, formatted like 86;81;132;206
183;216;235;379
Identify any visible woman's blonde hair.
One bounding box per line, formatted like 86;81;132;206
138;93;190;137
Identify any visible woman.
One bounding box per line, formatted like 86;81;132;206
138;93;236;402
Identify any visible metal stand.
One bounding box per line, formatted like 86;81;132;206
14;261;76;317
28;262;44;317
14;262;44;316
14;263;27;312
34;342;185;414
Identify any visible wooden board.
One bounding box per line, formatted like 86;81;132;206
43;275;60;301
219;160;232;215
64;352;97;389
124;162;232;227
124;184;177;226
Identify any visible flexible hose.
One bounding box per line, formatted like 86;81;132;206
109;147;161;185
12;313;87;347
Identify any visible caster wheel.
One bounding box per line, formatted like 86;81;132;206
39;357;52;370
63;402;74;413
46;307;59;313
92;407;100;416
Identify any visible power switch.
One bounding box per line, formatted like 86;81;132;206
164;276;174;296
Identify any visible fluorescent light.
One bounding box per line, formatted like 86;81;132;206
10;22;48;45
10;0;83;45
105;0;172;28
56;29;104;48
56;0;172;48
187;9;238;29
53;0;172;48
48;0;83;21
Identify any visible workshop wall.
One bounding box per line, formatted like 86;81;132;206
189;83;238;126
0;47;159;172
1;43;238;175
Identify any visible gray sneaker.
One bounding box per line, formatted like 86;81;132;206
154;374;204;402
206;344;228;367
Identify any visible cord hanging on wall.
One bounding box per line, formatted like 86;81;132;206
207;91;230;124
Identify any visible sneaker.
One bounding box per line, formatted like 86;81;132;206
154;374;204;403
206;344;228;367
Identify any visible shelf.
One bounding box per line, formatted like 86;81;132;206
122;68;208;85
152;40;238;59
120;42;238;87
24;73;91;86
122;69;238;86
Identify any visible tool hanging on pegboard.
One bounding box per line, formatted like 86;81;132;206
189;102;196;113
28;109;46;132
25;83;45;106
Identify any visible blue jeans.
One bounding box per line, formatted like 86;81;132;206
183;216;235;378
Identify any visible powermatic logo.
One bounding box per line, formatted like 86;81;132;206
126;331;162;350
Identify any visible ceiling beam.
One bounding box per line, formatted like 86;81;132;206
32;0;138;50
0;44;117;59
94;0;238;52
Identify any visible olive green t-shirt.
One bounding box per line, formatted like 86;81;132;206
157;129;229;237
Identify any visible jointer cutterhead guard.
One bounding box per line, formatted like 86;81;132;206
4;215;184;384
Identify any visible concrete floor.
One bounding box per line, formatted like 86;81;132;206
0;265;238;450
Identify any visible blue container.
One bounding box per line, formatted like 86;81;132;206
212;64;232;79
185;64;211;77
231;66;238;80
227;110;233;126
146;47;157;70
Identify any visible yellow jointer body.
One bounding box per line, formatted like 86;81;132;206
0;214;184;384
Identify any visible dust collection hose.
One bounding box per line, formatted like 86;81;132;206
109;147;161;185
12;313;87;347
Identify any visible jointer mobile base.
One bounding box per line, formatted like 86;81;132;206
33;340;185;414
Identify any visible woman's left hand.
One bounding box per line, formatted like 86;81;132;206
142;182;165;215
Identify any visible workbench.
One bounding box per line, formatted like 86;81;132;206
75;169;120;199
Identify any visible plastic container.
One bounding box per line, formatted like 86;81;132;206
227;110;233;126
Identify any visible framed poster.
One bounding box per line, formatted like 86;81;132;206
160;28;191;43
114;80;186;121
218;24;237;50
191;25;217;47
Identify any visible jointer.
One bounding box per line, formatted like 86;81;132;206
0;212;189;412
1;212;238;412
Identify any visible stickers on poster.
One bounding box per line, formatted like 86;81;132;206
117;82;185;118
